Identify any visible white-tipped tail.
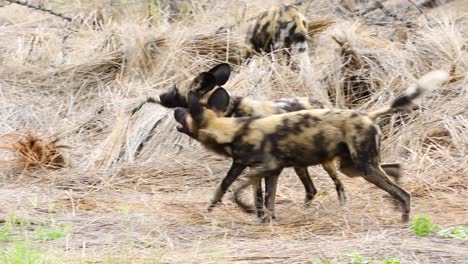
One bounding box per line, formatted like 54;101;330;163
407;69;450;95
369;69;449;120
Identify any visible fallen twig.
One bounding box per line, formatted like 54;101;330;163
5;0;73;22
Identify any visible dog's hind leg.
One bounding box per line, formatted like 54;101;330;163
381;163;402;184
293;167;317;205
341;161;410;222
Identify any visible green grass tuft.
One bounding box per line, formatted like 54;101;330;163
438;226;468;239
411;215;439;237
344;252;368;264
0;241;47;264
35;224;71;241
382;257;402;264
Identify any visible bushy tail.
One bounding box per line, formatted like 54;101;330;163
368;70;449;120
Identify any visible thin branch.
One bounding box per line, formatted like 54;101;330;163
4;0;73;22
406;0;426;14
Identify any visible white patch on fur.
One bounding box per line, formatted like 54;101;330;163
374;125;381;151
406;70;449;96
292;41;307;52
275;22;295;50
415;70;450;92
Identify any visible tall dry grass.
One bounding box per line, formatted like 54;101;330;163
0;0;466;262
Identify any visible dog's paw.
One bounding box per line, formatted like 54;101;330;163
205;203;216;213
260;214;276;224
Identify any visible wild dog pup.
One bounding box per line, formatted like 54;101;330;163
248;5;309;57
174;70;449;222
161;63;401;221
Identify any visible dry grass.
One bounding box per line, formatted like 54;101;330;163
0;0;467;263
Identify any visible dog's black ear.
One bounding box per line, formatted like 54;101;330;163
207;87;230;113
194;72;217;95
208;63;231;86
188;91;204;124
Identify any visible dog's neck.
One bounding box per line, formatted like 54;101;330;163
198;114;242;145
225;96;278;118
223;96;243;117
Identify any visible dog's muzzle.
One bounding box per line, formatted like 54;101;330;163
174;108;191;136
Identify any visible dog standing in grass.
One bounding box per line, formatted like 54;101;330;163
173;70;449;222
160;63;402;221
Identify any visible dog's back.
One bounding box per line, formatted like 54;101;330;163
226;96;324;117
248;5;308;54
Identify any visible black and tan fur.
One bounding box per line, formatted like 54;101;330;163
174;70;449;222
160;63;401;220
158;64;230;108
248;5;309;56
159;64;333;219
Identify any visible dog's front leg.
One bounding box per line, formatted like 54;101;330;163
263;168;283;222
206;161;246;212
253;177;265;219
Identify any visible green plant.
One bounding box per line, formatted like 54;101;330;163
382;257;402;264
438;226;468;239
1;214;24;242
35;224;71;241
411;215;439;237
0;240;46;264
344;252;367;264
0;223;13;242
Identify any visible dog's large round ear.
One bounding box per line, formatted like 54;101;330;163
194;72;217;95
208;63;231;86
188;91;204;123
207;87;230;113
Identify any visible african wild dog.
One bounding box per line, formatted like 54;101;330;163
173;70;449;222
248;5;309;57
159;64;333;219
160;63;401;221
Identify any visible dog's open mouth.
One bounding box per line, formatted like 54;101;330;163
174;107;194;137
176;124;192;137
176;124;184;132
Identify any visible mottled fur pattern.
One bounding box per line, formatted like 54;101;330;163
161;63;400;221
248;5;309;56
174;70;449;222
159;64;342;220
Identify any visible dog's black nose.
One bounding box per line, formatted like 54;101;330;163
159;92;172;107
160;88;182;108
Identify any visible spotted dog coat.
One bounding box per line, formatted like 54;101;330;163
174;70;449;222
160;63;401;221
248;5;309;56
159;64;332;219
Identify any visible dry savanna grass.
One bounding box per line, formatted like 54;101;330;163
0;0;467;263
